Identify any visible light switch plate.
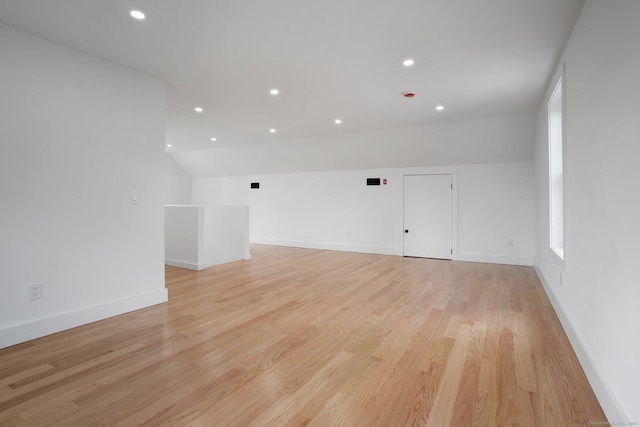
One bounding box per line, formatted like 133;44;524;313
130;190;140;204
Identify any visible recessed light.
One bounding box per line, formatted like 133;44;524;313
334;119;342;124
436;105;444;111
269;128;276;133
270;89;279;95
166;144;172;148
194;107;203;113
211;137;217;142
130;10;146;20
403;58;414;67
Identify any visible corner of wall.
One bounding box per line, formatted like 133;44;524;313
533;259;629;423
454;252;533;266
251;238;402;257
0;289;168;350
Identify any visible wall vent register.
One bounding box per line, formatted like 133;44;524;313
250;182;260;189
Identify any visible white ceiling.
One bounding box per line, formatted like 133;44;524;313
0;0;584;153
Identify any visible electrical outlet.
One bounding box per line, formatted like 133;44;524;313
508;239;515;247
28;283;43;300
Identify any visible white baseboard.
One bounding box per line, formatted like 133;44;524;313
533;260;628;423
454;252;533;266
0;288;168;350
251;238;400;256
165;258;206;270
251;240;533;266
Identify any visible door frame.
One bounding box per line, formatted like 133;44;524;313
402;170;458;258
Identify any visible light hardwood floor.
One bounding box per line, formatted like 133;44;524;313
0;245;606;426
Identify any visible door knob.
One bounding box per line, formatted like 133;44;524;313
404;229;409;233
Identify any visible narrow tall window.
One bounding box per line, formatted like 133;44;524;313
548;77;564;259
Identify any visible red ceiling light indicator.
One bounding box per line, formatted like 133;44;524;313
403;92;416;98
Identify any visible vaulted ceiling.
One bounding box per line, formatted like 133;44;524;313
0;0;584;158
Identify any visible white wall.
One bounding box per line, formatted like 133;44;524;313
164;206;205;270
164;205;250;270
457;163;534;265
0;23;168;348
534;1;640;421
192;162;534;265
204;206;251;266
164;154;192;205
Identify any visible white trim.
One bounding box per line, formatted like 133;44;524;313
546;63;567;272
0;289;168;350
165;259;206;270
533;259;629;423
548;246;566;271
251;238;400;256
252;240;533;267
454;252;533;266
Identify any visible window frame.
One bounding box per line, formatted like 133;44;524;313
547;64;566;266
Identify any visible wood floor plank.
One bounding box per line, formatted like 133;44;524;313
425;323;471;427
474;359;499;426
0;245;607;426
249;350;358;427
513;312;538;393
450;321;486;426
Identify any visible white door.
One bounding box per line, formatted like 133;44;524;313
403;174;452;259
